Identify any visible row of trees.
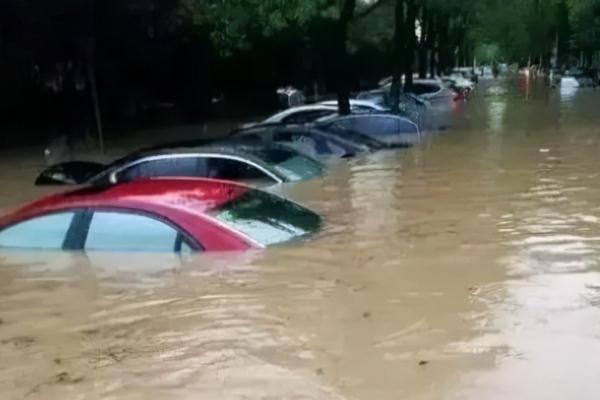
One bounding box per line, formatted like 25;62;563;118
185;0;481;113
472;0;600;69
1;0;600;139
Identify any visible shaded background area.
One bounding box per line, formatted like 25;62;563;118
0;0;391;146
1;0;599;147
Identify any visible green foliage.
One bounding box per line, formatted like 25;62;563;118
468;0;576;65
475;43;500;64
183;0;600;68
184;0;338;52
570;0;600;50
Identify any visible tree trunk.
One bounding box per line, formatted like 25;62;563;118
86;41;104;155
437;14;450;75
87;0;104;154
418;6;429;79
427;10;436;78
335;0;356;115
390;0;405;113
403;0;417;91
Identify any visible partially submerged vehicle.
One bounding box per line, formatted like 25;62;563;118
452;67;479;83
405;79;460;102
316;99;386;112
560;69;597;88
242;99;386;129
258;104;337;126
378;77;460;103
355;90;428;127
0;178;321;252
315;113;420;146
229;123;397;159
442;74;475;96
355;89;429;109
36;143;324;187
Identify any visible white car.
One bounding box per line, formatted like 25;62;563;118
242;100;384;129
560;74;595;88
379;77;455;101
262;105;338;125
443;74;475;91
317;99;386;112
403;79;456;102
239;105;337;129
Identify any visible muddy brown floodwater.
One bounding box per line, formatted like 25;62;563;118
2;76;600;399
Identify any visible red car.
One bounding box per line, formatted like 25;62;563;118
0;178;321;252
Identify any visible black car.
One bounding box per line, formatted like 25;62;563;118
35;142;324;187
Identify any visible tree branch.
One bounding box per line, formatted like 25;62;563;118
355;0;390;20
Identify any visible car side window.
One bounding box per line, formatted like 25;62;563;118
205;158;274;182
0;212;75;249
118;157;200;181
282;110;334;124
85;211;189;252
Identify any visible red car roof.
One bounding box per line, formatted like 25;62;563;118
3;178;250;224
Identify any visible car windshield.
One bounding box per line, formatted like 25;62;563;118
209;189;321;246
247;147;323;181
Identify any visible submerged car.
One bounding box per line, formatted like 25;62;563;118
406;79;460;102
379;77;459;103
442;75;474;96
0;179;321;252
560;70;597;88
258;104;338;125
452;67;479;83
315;113;420;146
36;143;324;187
355;90;428;127
242;100;385;128
316;99;386;112
229;123;396;159
356;90;429;108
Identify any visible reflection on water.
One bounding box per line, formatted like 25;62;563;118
2;76;600;399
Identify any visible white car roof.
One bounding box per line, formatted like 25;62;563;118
318;99;386;111
413;79;443;85
262;105;337;124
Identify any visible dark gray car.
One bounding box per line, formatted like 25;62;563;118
36;143;324;187
315;113;421;146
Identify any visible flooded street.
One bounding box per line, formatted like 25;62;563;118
3;76;600;399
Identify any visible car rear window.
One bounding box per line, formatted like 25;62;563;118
209;189;321;246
